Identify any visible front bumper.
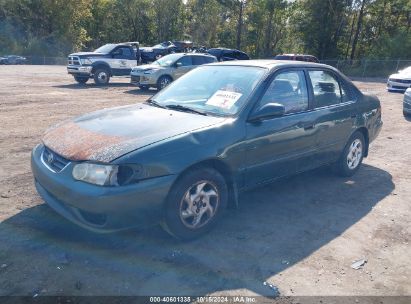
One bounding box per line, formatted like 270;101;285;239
130;72;158;86
67;65;92;76
387;80;411;92
31;144;176;232
404;94;411;114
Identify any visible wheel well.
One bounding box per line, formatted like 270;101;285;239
158;74;173;81
356;127;369;157
174;159;238;208
92;64;111;75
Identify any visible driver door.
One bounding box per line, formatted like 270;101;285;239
111;47;135;75
244;69;318;187
172;56;193;79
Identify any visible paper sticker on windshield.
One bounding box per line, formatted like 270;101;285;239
206;90;242;109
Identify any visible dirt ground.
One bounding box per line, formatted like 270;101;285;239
0;65;410;299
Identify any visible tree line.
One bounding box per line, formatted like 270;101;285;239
0;0;410;60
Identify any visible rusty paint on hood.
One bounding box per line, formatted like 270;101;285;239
41;104;227;163
42;121;127;162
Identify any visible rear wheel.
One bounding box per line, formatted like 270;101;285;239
162;167;228;240
93;68;110;85
333;131;365;177
74;76;88;84
157;75;172;90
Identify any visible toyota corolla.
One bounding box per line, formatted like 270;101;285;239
31;60;382;240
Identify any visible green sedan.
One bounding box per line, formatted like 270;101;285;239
31;60;382;240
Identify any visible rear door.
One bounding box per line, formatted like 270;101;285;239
244;69;318;187
306;69;358;164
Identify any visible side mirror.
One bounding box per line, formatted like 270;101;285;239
248;103;285;122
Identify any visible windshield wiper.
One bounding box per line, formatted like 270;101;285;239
164;104;208;116
146;99;166;108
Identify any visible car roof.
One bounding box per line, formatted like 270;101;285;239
207;59;332;70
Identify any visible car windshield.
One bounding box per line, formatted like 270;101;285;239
94;44;116;54
151;65;267;116
152;54;183;67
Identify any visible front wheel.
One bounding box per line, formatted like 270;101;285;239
93;68;110;86
74;76;88;84
162;168;228;240
333;131;365;177
157;75;172;90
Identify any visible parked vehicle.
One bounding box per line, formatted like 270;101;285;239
130;53;217;90
274;54;319;63
67;42;140;85
387;66;411;92
206;48;250;61
31;60;382;240
0;55;27;64
140;41;177;63
403;88;411;116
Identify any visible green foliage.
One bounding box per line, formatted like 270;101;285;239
0;0;410;59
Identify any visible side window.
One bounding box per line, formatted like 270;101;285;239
223;51;235;59
259;70;309;114
176;56;192;67
204;56;216;63
235;51;249;60
308;70;342;108
192;56;205;65
113;47;132;59
341;82;354;103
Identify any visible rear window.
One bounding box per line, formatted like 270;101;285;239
274;55;292;60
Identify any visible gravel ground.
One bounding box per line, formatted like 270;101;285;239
0;65;410;298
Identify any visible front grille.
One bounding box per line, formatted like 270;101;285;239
67;56;80;66
390;78;411;84
392;85;409;90
131;75;140;83
42;147;70;173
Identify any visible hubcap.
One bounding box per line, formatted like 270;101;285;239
98;72;107;83
347;139;363;170
179;181;219;229
160;78;170;89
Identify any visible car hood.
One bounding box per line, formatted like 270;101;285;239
131;64;166;74
390;72;411;79
42;103;226;162
69;52;106;57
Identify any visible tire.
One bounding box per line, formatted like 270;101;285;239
157;75;172;90
333;131;365;177
74;76;88;84
162;167;228;240
93;68;110;85
139;85;150;91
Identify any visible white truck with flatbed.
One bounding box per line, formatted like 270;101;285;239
67;42;140;85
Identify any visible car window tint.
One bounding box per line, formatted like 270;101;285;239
223;51;235;58
204;56;216;63
259;70;308;114
309;70;342;107
176;56;192;66
192;56;205;65
341;82;354;102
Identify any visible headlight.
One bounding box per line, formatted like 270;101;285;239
144;69;160;74
73;163;118;186
81;58;93;65
72;163;145;186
